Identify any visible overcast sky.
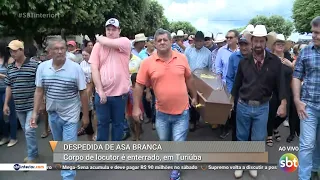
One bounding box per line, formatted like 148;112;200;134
157;0;295;36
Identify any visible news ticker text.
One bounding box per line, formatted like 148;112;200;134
52;142;268;163
47;164;278;171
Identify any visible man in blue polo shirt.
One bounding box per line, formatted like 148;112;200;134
226;35;251;141
30;38;89;180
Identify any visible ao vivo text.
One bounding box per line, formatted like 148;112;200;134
278;146;299;152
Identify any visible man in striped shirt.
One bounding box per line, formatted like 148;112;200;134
31;38;89;180
3;40;39;163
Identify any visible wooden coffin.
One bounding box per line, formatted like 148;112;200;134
192;69;232;125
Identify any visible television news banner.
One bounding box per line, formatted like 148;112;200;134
0;141;299;173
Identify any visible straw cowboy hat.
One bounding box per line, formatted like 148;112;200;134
266;33;292;50
133;33;147;44
214;33;226;43
240;24;255;34
176;30;185;37
244;25;276;43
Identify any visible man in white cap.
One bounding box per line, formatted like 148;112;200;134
132;33;147;56
231;25;287;178
89;18;131;141
204;32;217;52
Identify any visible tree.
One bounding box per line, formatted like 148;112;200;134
141;0;169;36
292;0;320;33
248;15;294;38
0;0;115;45
169;21;197;35
235;27;246;33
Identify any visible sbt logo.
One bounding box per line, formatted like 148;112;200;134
279;153;299;173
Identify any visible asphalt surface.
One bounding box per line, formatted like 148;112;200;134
0;119;298;180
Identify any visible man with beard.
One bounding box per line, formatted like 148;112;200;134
292;16;320;180
231;25;287;178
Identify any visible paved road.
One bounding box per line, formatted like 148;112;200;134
0;120;298;180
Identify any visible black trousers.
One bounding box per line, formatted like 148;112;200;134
231;97;238;141
142;90;153;119
80;110;94;135
189;97;200;125
267;94;287;136
288;96;300;136
151;90;156;124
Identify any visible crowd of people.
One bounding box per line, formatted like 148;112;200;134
0;15;319;180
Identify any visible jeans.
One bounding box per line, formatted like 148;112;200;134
0;91;17;139
155;110;189;141
16;110;38;160
48;111;77;180
236;100;269;141
95;93;127;141
123;119;130;134
298;106;320;180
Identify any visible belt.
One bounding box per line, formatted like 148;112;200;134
239;98;268;106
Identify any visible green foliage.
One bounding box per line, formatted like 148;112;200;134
0;0;114;43
249;15;294;38
235;27;246;33
169;21;197;35
0;0;168;43
141;0;168;37
292;0;320;33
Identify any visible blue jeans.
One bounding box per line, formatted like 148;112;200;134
95;93;127;141
16;110;38;160
48;111;77;180
0;91;17;139
236;101;269;141
298;106;320;180
155;110;189;141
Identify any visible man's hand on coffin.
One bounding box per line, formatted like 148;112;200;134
191;98;198;107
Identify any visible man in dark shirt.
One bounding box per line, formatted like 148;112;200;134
230;25;287;179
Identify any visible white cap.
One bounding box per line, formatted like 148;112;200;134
171;32;177;37
105;18;120;28
204;32;213;38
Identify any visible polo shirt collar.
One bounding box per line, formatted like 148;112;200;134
155;50;178;62
13;57;30;68
49;59;68;71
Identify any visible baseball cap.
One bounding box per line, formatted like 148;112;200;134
7;40;24;50
238;35;248;44
194;31;205;40
204;32;213;39
67;40;76;47
105;18;120;28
